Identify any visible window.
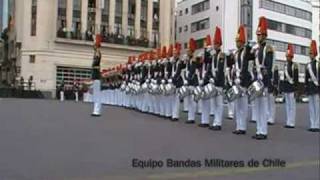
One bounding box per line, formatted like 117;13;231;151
31;0;37;36
191;0;210;15
185;8;188;14
267;18;312;39
56;66;92;89
267;39;310;56
179;10;182;16
191;18;209;33
29;55;36;63
179;27;182;33
195;38;204;49
184;42;188;49
184;25;188;32
260;0;312;22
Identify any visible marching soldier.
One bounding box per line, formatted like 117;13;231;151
185;38;198;124
281;44;298;128
164;45;174;119
305;40;320;132
171;43;184;121
158;46;167;117
59;79;65;102
252;17;274;140
198;35;213;127
209;26;226;131
73;80;79;102
91;34;102;116
232;25;254;135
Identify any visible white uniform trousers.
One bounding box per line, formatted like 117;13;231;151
92;80;102;115
149;94;155;113
60;91;64;101
255;90;268;135
198;100;202;114
75;91;79;102
284;92;296;127
210;97;215;116
201;98;210;124
165;95;173;117
308;94;320;129
212;94;224;126
267;94;275;123
251;99;258;122
141;93;148;112
235;94;249;131
159;94;165;116
172;93;180;119
183;96;189;111
187;95;196;121
154;95;161;115
227;101;235;119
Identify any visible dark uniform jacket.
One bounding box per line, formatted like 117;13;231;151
172;58;185;88
187;58;199;86
256;42;274;92
92;52;101;80
202;48;213;86
280;61;298;93
305;59;320;95
213;49;226;88
234;45;255;88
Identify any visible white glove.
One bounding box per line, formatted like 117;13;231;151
183;80;188;85
199;80;203;86
235;78;240;85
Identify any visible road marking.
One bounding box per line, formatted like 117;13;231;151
147;160;319;179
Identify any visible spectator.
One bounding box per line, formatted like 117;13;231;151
28;76;33;90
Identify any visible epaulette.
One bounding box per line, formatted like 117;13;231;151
266;44;274;53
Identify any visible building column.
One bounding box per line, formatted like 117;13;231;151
122;0;129;37
159;0;173;46
81;0;88;39
95;0;102;34
147;0;153;46
135;0;141;39
108;0;115;34
66;0;74;38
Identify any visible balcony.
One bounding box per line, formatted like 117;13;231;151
56;28;158;48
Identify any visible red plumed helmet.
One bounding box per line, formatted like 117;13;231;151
310;40;318;57
95;34;102;47
213;26;222;46
189;38;197;52
236;25;246;44
162;46;167;58
205;35;212;47
168;44;173;57
256;16;268;36
286;44;294;58
174;42;181;55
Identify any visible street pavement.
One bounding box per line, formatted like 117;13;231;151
0;98;319;180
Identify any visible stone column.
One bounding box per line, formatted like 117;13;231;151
122;0;129;38
147;0;153;46
108;0;115;33
159;0;172;46
66;0;73;38
135;0;141;39
81;0;88;39
95;0;102;34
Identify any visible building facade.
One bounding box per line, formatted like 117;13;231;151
311;0;320;54
13;0;175;97
176;0;316;81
